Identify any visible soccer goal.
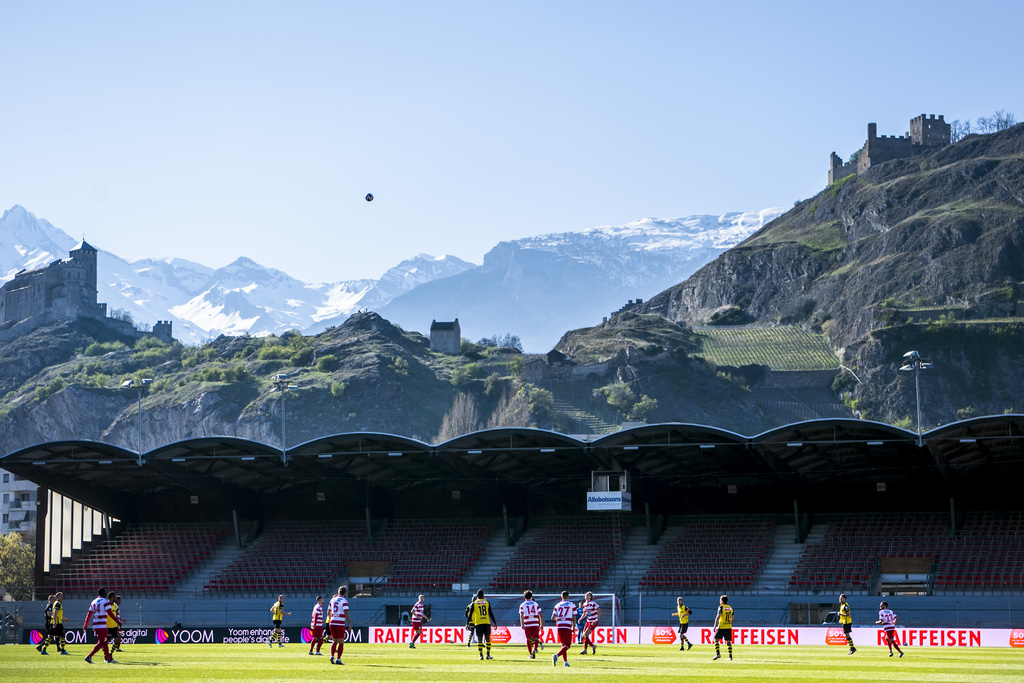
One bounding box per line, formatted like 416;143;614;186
484;593;620;632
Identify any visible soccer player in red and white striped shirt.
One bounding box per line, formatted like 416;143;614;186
327;586;350;665
875;601;903;658
309;596;325;656
551;591;576;667
409;595;429;648
83;587;121;664
518;590;544;658
578;591;601;655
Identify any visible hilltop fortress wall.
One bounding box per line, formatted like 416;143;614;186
829;114;951;184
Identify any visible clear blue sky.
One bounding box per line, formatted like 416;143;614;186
2;0;1021;282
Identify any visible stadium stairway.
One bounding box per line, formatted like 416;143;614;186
754;524;801;595
170;537;246;599
785;523;827;595
598;525;677;594
461;527;539;592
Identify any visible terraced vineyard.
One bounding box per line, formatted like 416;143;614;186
695;325;839;371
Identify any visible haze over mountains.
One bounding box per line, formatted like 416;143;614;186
0;205;783;350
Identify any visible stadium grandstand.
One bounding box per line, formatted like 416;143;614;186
2;416;1024;630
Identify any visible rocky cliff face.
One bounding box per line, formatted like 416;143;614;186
0;313;458;456
640;124;1024;349
636;123;1024;424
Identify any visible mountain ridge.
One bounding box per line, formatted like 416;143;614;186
1;205;783;349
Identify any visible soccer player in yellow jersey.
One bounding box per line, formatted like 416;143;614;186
467;589;496;660
672;597;693;651
712;594;734;661
52;592;68;654
107;593;123;652
269;595;291;647
839;594;855;654
37;595;55;654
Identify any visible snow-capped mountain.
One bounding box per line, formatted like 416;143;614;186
378;210;786;350
0;206;475;344
0;205;77;280
1;205;784;349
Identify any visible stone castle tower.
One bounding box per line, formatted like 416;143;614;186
829;114;951;184
0;239;105;325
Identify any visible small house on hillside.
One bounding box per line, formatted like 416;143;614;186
547;349;566;366
522;358;546;381
430;319;461;354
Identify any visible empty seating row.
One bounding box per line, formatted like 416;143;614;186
46;523;231;596
639;516;774;592
205;519;494;596
489;520;628;590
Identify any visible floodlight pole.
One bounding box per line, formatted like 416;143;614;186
899;351;932;447
121;378;153;465
272;375;297;466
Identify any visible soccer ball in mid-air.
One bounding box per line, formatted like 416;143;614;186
365;193;374;202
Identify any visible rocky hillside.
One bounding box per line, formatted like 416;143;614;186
0;314;461;452
633;123;1024;425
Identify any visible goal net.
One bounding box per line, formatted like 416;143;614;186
484;592;620;630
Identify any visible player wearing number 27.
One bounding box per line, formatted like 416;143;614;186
552;591;576;667
876;601;904;658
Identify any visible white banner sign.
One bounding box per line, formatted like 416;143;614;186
368;626;1024;648
586;491;631;511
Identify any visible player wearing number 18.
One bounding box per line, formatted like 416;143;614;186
467;589;496;660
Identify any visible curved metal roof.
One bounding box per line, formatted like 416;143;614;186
3;417;1023;520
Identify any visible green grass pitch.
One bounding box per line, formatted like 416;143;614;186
3;643;1022;682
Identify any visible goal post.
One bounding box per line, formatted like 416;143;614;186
484;592;620;640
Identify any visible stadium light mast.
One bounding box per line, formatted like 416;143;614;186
899;350;932;447
120;378;153;465
271;374;298;466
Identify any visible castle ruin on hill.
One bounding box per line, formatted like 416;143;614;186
0;240;173;343
829;114;951;184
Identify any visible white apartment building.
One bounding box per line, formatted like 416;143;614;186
1;468;37;536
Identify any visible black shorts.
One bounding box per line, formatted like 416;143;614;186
273;620;283;629
678;623;689;635
714;628;732;643
474;624;491;640
109;627;121;638
843;623;852;635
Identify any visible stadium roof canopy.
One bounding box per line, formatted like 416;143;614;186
3;416;1024;520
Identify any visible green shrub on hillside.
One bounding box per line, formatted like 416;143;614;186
317;354;340;372
599;382;637;415
84;341;128;357
628;395;658;421
35;378;67;401
194;365;251;383
528;386;554;424
290;348;313;366
258;345;292;360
